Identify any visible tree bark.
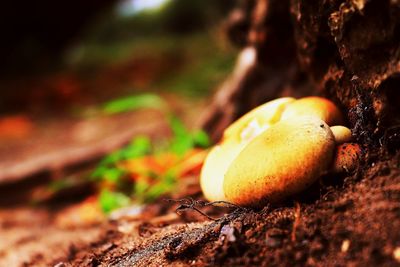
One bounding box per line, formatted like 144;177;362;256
202;0;400;154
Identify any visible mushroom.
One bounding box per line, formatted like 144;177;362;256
223;116;336;206
281;96;344;126
223;97;295;142
331;125;353;144
200;141;247;201
200;97;294;202
200;96;357;207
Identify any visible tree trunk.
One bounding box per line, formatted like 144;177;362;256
201;0;400;156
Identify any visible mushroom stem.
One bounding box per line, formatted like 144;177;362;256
331;125;353;144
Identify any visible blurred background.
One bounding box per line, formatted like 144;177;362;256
0;0;236;112
0;0;238;217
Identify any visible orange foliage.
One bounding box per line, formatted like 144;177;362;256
120;148;208;181
0;115;34;139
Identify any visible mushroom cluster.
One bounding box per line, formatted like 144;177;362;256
200;97;360;207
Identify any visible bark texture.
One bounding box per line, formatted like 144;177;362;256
202;0;400;153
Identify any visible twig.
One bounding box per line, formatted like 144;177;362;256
203;200;243;209
164;198;245;221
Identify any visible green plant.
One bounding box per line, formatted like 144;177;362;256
102;93;167;114
91;136;152;182
169;115;210;155
91;115;210;213
99;189;131;213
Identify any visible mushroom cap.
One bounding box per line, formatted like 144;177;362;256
200;141;247;202
223;116;336;206
223;97;295;142
281;97;344;126
332;143;361;173
331;125;353;144
200;97;294;202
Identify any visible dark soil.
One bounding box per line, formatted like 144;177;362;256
2;152;399;266
62;156;400;266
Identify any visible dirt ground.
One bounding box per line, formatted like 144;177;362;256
1;148;399;266
58;154;400;267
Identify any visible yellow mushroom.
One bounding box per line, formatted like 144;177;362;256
223;116;336;206
331;125;353;144
281;96;344;126
223;97;295;142
201;97;294;202
200;96;349;205
200;141;247;201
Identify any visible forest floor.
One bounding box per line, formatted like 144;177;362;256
0;92;205;266
1;147;400;266
0;33;222;266
1;83;400;266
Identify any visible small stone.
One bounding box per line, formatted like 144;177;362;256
393;247;400;263
220;224;236;242
341;239;350;253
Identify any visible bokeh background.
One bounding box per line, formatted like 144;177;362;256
0;0;237;186
0;0;240;216
0;3;240;263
